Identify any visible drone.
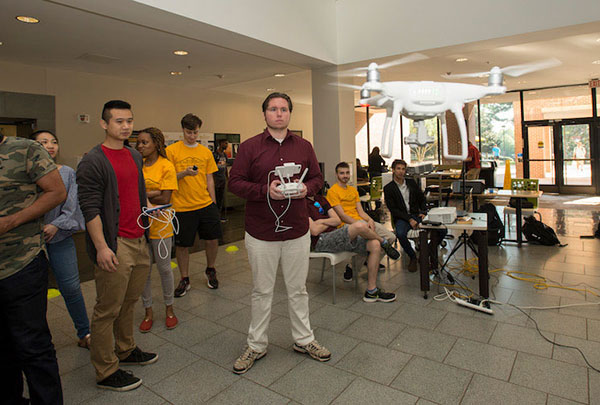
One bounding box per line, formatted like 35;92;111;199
333;55;561;160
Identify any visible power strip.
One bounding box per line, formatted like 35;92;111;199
455;297;494;315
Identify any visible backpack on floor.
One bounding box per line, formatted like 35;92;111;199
475;203;504;246
522;215;566;246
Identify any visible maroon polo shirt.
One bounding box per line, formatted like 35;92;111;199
229;129;323;241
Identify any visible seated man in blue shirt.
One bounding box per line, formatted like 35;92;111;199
307;194;400;303
384;159;446;272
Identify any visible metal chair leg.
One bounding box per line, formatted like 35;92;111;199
320;257;326;281
331;263;336;304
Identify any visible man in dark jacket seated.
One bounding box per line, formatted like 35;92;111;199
384;159;446;272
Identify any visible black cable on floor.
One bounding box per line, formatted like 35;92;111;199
509;304;600;373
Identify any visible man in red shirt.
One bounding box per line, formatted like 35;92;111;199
229;93;331;374
77;100;157;392
465;140;481;180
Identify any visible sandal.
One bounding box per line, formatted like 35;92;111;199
77;334;91;350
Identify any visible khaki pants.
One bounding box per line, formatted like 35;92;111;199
466;168;481;180
90;237;150;381
245;231;314;352
373;222;396;244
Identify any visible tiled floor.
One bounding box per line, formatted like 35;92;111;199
47;203;600;404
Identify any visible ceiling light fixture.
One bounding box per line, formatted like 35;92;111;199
455;58;468;62
170;71;182;76
16;15;39;24
592;60;600;65
0;41;3;46
273;73;285;77
266;88;275;91
173;50;188;56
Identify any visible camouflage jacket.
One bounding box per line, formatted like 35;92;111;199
0;136;57;280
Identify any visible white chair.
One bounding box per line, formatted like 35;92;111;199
309;251;357;304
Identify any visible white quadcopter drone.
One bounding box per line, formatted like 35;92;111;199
334;55;561;160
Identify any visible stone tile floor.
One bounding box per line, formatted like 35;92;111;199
47;205;600;404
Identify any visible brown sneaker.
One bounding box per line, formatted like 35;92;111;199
293;340;331;362
233;346;266;374
408;257;418;273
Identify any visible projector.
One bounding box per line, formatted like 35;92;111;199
407;163;434;175
427;207;457;224
451;179;486;194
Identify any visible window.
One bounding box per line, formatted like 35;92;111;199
523;85;592;120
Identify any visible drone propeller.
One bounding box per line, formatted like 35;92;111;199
333;53;428;77
442;58;561;79
329;82;363;90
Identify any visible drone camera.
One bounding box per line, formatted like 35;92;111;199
360;88;371;99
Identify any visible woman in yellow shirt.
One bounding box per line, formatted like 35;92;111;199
136;128;179;332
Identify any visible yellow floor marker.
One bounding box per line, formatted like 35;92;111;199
48;288;61;299
225;245;239;253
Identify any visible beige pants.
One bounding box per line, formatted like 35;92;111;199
245;231;314;352
466;168;481;180
90;236;150;381
372;221;397;244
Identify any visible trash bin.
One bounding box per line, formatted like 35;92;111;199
479;160;497;188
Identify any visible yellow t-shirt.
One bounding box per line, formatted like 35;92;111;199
166;141;218;212
326;183;361;222
142;157;178;240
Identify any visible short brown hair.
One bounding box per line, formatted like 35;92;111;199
391;159;407;169
335;161;350;172
262;92;293;113
139;127;167;158
181;113;202;130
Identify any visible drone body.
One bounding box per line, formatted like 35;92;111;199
334;55;561;161
360;80;505;160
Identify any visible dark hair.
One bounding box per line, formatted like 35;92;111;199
102;100;131;122
335;161;350;172
262;92;293;113
391;159;408;169
30;130;58;143
369;146;380;157
181;113;202;130
218;138;228;146
139;127;167;158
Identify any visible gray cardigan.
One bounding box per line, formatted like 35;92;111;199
76;144;148;264
44;165;85;244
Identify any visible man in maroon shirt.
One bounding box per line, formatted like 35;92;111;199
229;93;331;374
465;140;481;180
77;100;157;391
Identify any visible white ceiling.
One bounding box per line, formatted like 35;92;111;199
0;0;599;107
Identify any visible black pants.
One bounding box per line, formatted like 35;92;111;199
215;185;225;216
0;251;63;405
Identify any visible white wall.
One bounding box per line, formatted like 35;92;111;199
0;61;313;168
132;0;338;64
335;0;600;64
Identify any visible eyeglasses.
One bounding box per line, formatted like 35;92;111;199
314;201;324;214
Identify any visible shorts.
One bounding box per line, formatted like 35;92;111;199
174;203;222;247
313;225;368;256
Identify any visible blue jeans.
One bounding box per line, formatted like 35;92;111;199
47;236;90;339
395;216;447;261
0;251;63;405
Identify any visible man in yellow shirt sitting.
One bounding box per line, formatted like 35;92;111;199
326;162;396;281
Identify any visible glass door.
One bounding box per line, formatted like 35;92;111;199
525;125;555;187
561;124;592;187
524;120;595;193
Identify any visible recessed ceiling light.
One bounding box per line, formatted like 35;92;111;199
0;41;3;46
173;50;188;56
529;91;537;95
170;71;182;76
517;80;527;84
266;88;275;91
455;58;468;62
596;38;600;42
16;15;39;24
592;60;600;65
273;73;285;77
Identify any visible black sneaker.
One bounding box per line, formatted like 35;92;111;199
97;369;142;392
343;264;353;282
381;241;400;260
120;347;158;366
206;268;219;289
363;288;396;303
174;278;190;297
